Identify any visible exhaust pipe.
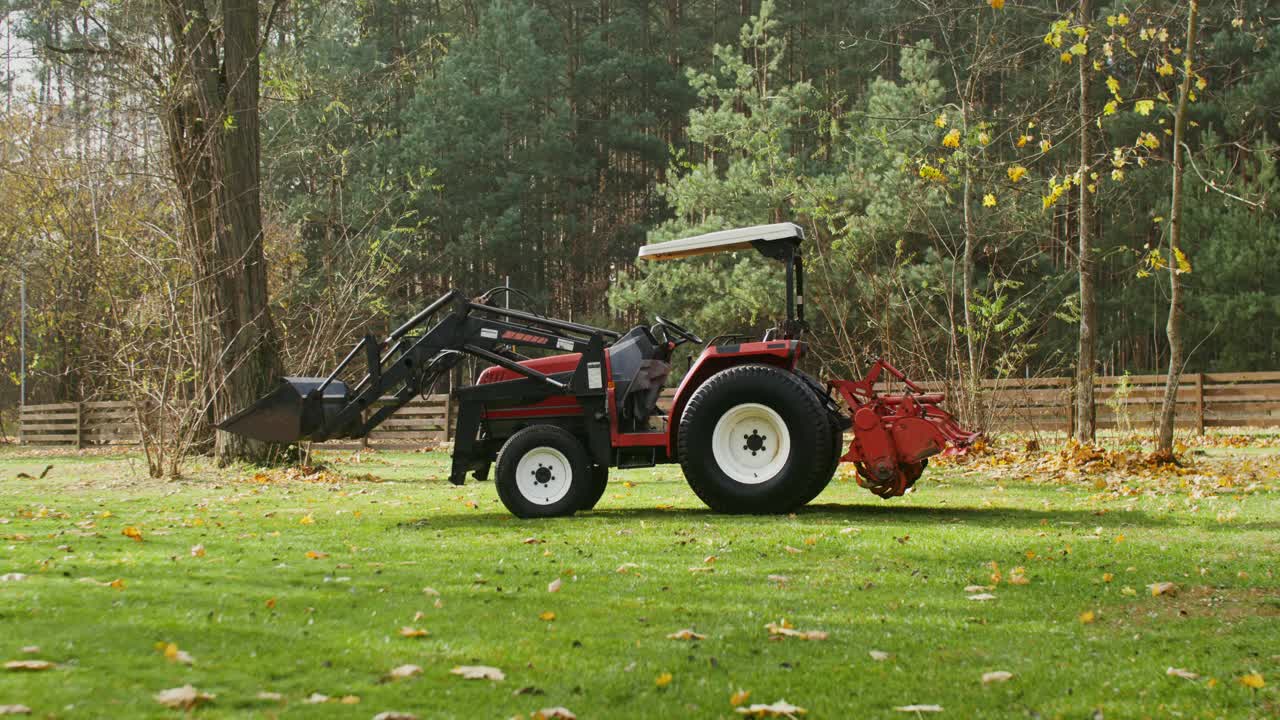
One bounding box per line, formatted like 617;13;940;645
217;378;359;443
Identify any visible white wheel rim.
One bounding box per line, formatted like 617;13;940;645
515;447;572;505
711;403;791;485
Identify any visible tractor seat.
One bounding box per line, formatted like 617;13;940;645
607;326;672;428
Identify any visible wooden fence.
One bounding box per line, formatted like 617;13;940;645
16;372;1280;447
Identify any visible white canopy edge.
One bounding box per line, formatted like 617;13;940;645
636;222;803;261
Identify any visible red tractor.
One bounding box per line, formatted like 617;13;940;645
221;223;978;517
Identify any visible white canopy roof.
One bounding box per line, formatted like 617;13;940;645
636;222;803;261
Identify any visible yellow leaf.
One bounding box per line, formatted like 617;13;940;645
1007;165;1027;183
1239;673;1265;689
1106;75;1121;98
1060;52;1073;64
1196;76;1207;91
1079;610;1096;624
1103;100;1118;116
540;611;557;621
1157;60;1175;77
1117;13;1129;26
978;131;991;146
983;194;997;208
265;597;277;609
305;550;328;559
399;626;429;638
1070;42;1087;56
299;513;315;525
934;114;947;128
1148;581;1178;597
731;689;752;706
667;628;707;641
190;544;206;558
655;672;673;688
942;129;961;148
1114;534;1125;543
988;0;1004;9
1102;572;1114;583
1134;100;1155;116
1173;247;1192;274
1040;139;1053;153
122;526;143;542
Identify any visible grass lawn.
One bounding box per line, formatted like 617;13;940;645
1;442;1277;719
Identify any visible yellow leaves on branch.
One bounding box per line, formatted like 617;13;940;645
1016;134;1031;147
1106;13;1129;27
934;114;947;128
942;129;961;149
982;194;997;208
918;163;947;184
1134;99;1156;116
1007;165;1027;183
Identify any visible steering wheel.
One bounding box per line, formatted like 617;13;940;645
654;314;704;346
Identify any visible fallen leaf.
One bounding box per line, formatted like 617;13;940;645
0;705;31;715
399;627;429;638
422;587;440;596
1166;667;1199;680
265;597;277;609
615;563;639;573
20;647;38;655
533;708;577;720
304;693;331;704
547;578;562;593
451;665;504;681
894;705;943;713
667;629;706;641
730;689;751;706
982;671;1013;684
655;672;673;688
388;665;423;680
783;546;802;554
688;566;715;573
305;550;329;560
1239;673;1265;689
339;695;360;704
736;699;807;716
963;585;988;593
154;685;214;710
190;544;206;557
121;526;143;542
1079;610;1096;624
1102;573;1114;583
0;574;26;582
967;593;997;602
4;661;53;672
373;713;419;720
160;642;195;665
255;691;284;701
299;513;315;525
1148;581;1178;597
522;537;545;544
767;574;789;584
1008;567;1030;585
539;611;557;622
765;621;828;641
869;650;890;661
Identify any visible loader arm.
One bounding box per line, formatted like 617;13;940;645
217;290;620;444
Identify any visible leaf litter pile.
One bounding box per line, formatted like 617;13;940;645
934;434;1278;499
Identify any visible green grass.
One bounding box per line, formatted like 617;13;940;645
1;445;1277;719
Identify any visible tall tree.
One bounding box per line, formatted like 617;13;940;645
1155;0;1200;456
160;0;282;463
1073;0;1097;443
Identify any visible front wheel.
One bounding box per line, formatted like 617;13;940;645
495;425;591;518
677;365;832;513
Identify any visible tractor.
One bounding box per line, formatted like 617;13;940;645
220;222;978;517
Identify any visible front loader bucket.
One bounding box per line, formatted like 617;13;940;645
217;378;356;443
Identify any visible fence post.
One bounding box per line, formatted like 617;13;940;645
74;401;84;449
1195;372;1205;435
443;382;454;443
1066;382;1077;437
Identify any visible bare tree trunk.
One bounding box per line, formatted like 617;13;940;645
161;0;282;465
1074;0;1097;443
1157;0;1200;456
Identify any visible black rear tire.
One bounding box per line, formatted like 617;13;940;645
577;465;608;511
495;425;591;518
796;414;844;507
677;364;832;514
